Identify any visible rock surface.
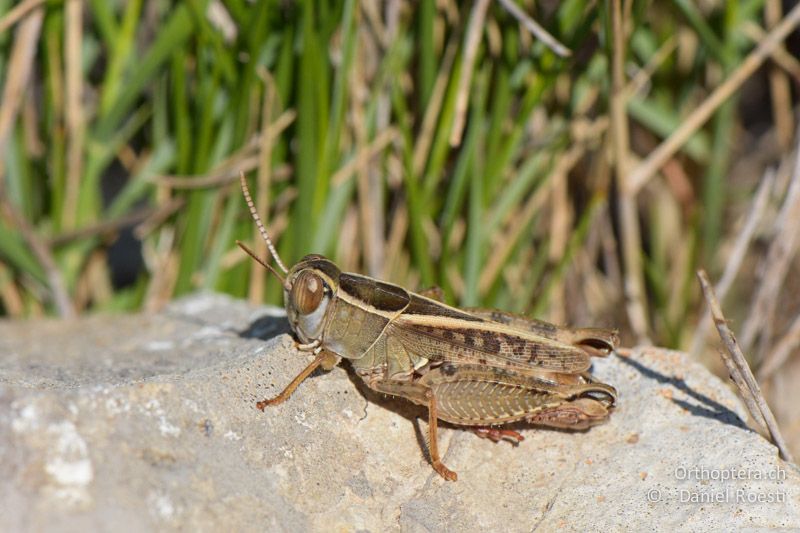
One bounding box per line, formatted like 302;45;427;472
1;292;798;532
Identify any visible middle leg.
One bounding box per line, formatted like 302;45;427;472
471;427;524;444
368;378;458;481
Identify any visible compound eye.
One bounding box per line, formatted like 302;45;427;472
292;270;325;314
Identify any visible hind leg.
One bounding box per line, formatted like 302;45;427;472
418;286;445;302
526;398;611;430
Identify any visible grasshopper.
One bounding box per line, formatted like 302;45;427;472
237;174;617;481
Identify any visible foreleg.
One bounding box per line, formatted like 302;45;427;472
256;349;339;410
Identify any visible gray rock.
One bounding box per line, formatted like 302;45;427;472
1;292;798;532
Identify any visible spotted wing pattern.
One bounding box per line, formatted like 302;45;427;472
389;314;592;373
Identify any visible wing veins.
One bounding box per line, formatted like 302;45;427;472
390;317;590;372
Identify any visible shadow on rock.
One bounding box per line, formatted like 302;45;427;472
339;361;427;422
617;354;750;432
239;314;292;341
338;363;456;466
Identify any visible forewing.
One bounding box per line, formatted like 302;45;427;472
463;307;618;357
390;313;591;373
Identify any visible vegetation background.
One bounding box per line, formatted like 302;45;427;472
1;0;799;456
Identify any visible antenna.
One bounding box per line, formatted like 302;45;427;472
236;240;288;288
239;172;289;274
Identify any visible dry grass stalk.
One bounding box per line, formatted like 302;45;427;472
351;30;387;278
63;0;84;230
0;7;44;176
627;1;800;195
49;206;156;247
610;0;650;343
155;110;296;189
697;269;795;463
739;133;800;355
0;0;46;35
476;138;590;297
0;9;74;318
134;197;186;239
412;39;458;176
742;21;800;84
331;128;398;187
0;263;24;316
0;196;75;318
142;228;177;312
360;1;398;277
625;36;677;98
495;0;571;58
760;313;800;380
449;0;490;147
765;0;795;149
246;72;277;304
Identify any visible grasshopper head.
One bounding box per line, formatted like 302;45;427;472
284;255;341;344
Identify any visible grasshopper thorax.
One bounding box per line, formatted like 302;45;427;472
284;255;341;344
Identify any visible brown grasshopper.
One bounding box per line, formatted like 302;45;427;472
237;174;617;481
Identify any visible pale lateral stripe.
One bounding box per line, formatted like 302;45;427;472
397;313;580;351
